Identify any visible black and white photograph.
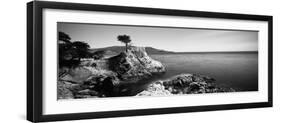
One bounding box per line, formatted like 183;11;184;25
24;1;273;122
57;22;258;99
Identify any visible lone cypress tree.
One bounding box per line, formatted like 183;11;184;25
117;35;131;52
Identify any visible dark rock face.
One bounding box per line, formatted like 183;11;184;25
137;74;235;96
58;47;166;99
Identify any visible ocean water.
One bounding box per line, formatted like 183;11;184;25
149;53;258;91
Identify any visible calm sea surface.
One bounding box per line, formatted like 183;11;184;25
150;53;258;91
122;53;258;96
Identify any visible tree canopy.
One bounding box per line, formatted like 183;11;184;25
71;41;90;60
59;32;71;43
58;32;91;67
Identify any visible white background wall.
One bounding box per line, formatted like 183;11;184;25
0;0;280;123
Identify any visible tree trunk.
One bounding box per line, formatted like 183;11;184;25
125;43;128;52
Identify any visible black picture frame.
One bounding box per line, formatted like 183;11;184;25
27;1;273;122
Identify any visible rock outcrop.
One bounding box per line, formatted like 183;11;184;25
136;81;172;96
108;47;165;81
58;47;166;99
57;81;75;99
136;74;235;96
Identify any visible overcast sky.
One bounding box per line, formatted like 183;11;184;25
58;22;258;52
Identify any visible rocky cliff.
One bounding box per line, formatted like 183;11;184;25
58;47;166;99
108;47;165;81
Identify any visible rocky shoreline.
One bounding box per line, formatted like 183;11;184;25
137;74;235;96
58;47;235;99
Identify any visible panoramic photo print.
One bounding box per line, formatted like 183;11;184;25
57;22;258;100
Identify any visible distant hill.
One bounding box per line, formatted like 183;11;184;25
90;46;175;55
